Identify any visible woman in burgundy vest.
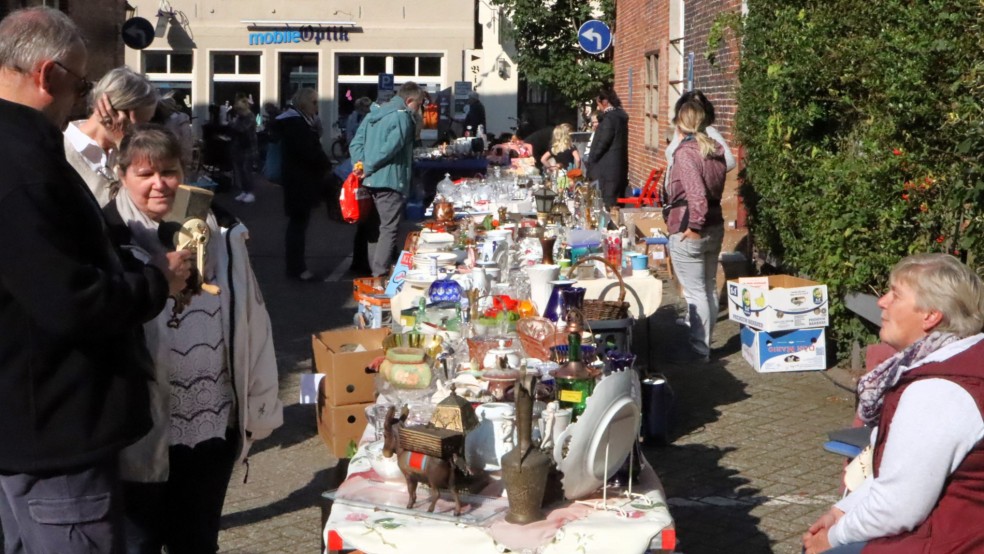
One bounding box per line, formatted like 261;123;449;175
803;253;984;554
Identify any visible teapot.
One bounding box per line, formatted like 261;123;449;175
483;338;522;370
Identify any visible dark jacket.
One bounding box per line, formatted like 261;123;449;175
863;341;984;554
0;98;168;473
276;109;330;216
463;100;486;133
587;107;629;186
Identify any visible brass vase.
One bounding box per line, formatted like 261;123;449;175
500;373;553;524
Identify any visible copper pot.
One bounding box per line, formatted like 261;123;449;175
433;200;455;222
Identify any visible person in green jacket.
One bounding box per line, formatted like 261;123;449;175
349;81;424;277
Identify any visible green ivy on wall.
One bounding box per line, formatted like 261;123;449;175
736;0;984;355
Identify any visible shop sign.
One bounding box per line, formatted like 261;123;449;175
248;26;350;46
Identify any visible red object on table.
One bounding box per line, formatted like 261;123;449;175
616;167;665;208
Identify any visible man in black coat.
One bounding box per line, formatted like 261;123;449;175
0;8;189;553
463;91;487;135
587;87;630;207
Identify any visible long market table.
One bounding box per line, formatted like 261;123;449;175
413;157;490;208
322;423;676;554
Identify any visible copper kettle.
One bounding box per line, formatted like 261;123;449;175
433;199;455;222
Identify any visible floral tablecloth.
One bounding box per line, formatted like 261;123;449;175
323;428;675;554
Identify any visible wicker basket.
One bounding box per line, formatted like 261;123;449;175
516;317;567;360
566;255;630;320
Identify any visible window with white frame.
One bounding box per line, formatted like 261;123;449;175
335;53;443;124
644;52;659;148
143;50;194;108
667;0;685;122
211;52;261;108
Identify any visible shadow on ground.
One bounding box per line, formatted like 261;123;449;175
641;283;772;553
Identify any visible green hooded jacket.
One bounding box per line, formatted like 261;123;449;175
348;97;416;195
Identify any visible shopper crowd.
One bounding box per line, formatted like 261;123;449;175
7;5;984;554
0;8;282;554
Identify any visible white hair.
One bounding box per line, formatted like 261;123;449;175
0;7;84;73
89;66;157;112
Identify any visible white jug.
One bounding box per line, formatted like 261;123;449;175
465;402;516;471
526;263;561;317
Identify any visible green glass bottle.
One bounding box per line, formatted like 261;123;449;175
553;329;594;419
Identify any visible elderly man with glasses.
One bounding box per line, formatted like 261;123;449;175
0;8;191;553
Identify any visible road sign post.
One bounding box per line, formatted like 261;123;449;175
578;20;612;55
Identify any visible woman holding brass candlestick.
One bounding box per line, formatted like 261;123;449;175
103;124;283;554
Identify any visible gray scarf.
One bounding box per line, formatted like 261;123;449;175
856;331;959;426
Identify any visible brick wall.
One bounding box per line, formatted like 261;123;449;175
612;0;667;190
68;0;126;81
614;0;747;253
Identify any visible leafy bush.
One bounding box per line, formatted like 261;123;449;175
737;0;984;354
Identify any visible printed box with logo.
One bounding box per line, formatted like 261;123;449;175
727;275;829;332
311;328;389;406
741;326;827;373
316;378;372;458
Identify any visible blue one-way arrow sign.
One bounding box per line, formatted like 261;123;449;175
578;20;612;55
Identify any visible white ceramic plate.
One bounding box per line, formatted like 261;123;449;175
419;231;455;245
413;252;458;267
555;370;642;500
404;271;437;288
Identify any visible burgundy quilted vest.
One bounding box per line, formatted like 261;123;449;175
863;339;984;554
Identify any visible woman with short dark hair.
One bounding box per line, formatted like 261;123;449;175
105;124;283;554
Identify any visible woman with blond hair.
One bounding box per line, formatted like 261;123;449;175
540;122;581;171
664;100;727;363
64;66;159;206
804;254;984;553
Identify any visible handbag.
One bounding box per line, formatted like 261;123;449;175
339;171;362;223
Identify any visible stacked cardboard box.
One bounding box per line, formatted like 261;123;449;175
726;275;829;373
311;328;390;457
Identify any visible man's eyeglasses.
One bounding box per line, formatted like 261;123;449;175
52;60;93;99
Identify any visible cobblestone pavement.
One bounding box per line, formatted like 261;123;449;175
214;180;858;553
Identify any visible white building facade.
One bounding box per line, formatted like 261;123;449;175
124;0;518;141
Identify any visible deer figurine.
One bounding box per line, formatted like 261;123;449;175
382;406;469;516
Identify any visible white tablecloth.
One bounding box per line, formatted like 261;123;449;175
323;426;675;554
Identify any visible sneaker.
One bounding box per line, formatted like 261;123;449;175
234;192;246;201
240;193;256;203
296;270;317;282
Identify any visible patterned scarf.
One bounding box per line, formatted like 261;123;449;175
856;331;959;425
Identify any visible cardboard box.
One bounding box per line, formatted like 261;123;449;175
311;328;390;406
316;378;372;458
741;326;827;373
726;275;829;332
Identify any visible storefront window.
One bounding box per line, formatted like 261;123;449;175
418;57;441;77
363;56;386;75
212;52;262;112
171;53;193;73
143;50;194;110
279;52;319;107
336;53;445;135
393;56;415;76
